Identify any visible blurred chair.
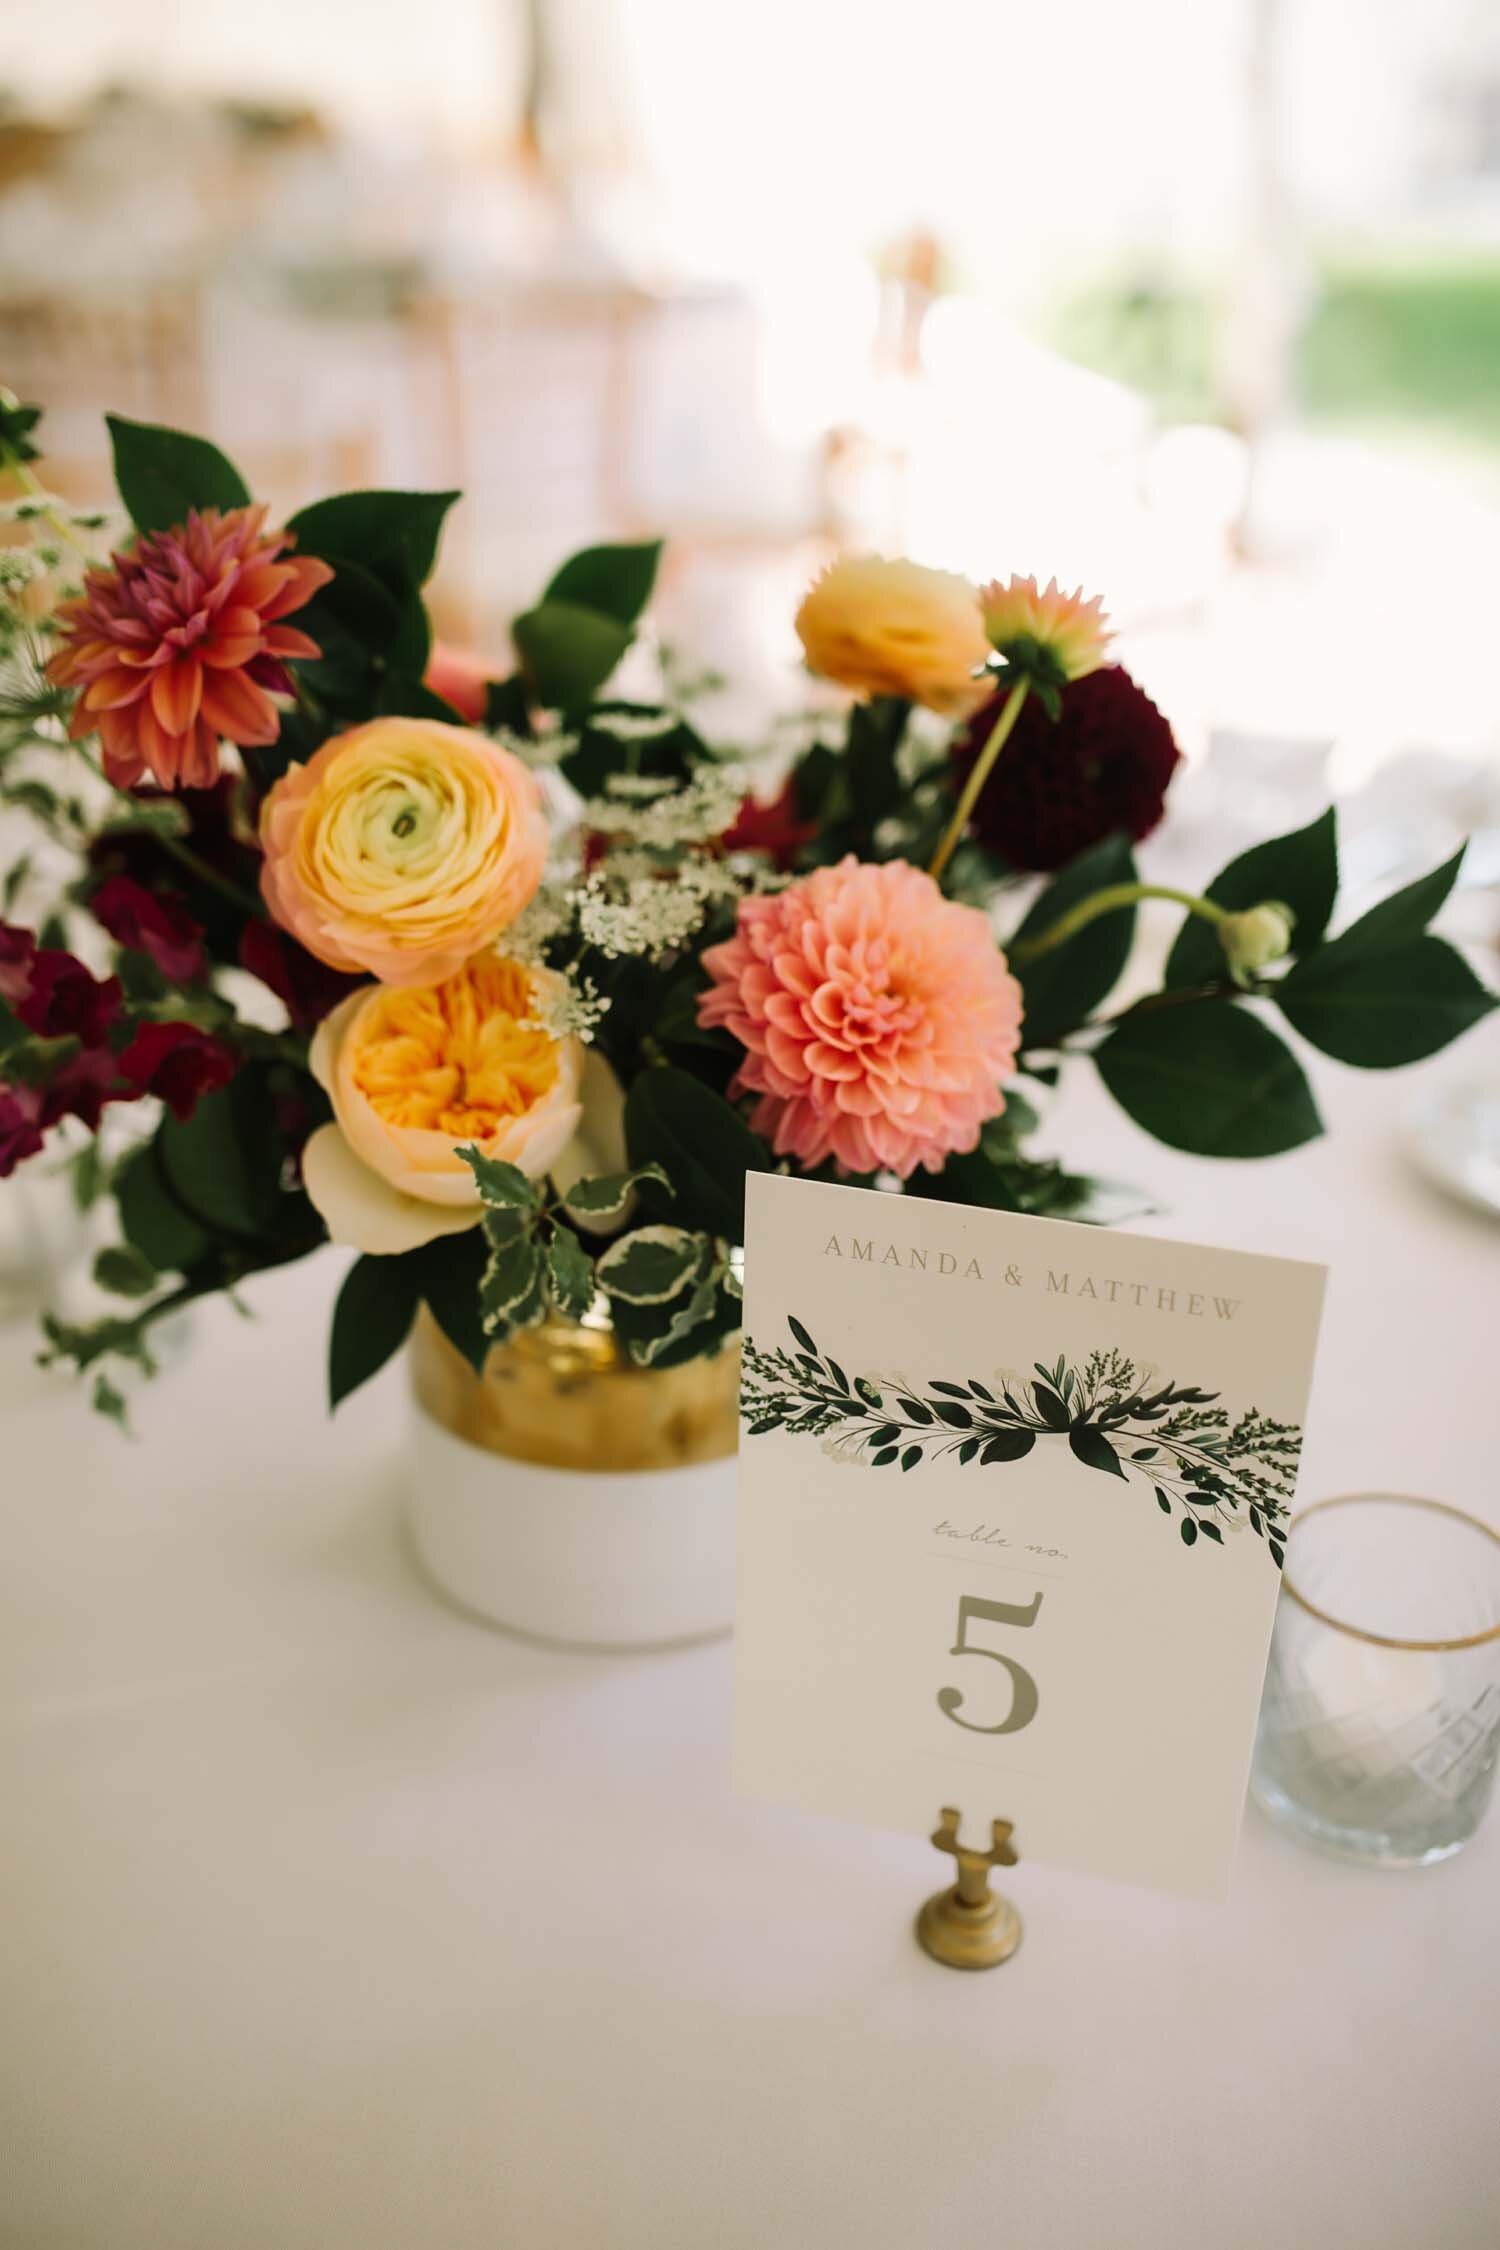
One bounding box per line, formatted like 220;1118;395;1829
1;284;211;503
409;279;655;640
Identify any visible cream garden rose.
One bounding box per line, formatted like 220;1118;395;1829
301;954;585;1255
259;716;548;988
794;555;990;717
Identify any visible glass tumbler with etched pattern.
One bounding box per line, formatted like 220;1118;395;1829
1252;1495;1500;1866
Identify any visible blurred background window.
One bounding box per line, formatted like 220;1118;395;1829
3;0;1499;902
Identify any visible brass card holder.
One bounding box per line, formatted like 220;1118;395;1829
916;1808;1022;1970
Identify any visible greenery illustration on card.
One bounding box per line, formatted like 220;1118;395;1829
741;1317;1301;1564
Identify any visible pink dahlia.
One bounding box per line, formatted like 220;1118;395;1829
698;857;1023;1178
48;506;333;791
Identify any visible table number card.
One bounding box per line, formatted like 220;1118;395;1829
735;1175;1328;1901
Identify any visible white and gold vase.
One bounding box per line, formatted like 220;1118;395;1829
406;1309;740;1650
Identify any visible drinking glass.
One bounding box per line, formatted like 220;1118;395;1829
1252;1495;1500;1867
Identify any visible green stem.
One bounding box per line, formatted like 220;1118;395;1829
1077;979;1241;1039
1012;883;1228;964
927;679;1027;885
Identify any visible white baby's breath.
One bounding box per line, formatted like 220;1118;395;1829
500;880;575;966
582;765;747;850
587;709;681;744
523;964;611;1043
491;725;579;769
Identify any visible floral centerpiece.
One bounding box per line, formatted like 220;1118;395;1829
1;394;1493;1435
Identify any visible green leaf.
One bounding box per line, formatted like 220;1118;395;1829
1180;1517;1198;1548
626;1066;771;1242
595;1225;703;1305
1032;1385;1071;1431
329;1254;422;1410
631;1269;720;1364
1277;934;1494;1067
1069;1424;1127;1479
612;1276;740;1370
544;539;662;624
901;1446;923;1471
1012;835;1138;1051
933;1401;973;1429
93;1244;159;1299
788;1317;818;1356
458;1145;542;1212
70;1138;106;1214
157;1073;291;1240
295;559;403;682
485;674;532;734
106;414;250;533
561;1161;670;1227
410;1229;490;1375
1095;1002;1323;1158
377;670;461;724
376;676;465;728
844;696;911;833
0;394;43;469
1326;846;1466;962
480;1204;533;1250
285;489;459;594
1164;808;1338;988
479;1236;546;1335
512;601;633;712
91;1373;130;1430
999;1086;1041;1141
115;1140;211;1273
545;1224;597;1321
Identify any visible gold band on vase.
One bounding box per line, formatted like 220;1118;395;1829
409;1306;742;1473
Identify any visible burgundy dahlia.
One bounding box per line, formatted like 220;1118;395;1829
950;664;1181;872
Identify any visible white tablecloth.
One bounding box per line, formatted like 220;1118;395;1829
4;1037;1498;2250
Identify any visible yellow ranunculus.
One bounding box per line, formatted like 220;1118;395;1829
794;555;989;717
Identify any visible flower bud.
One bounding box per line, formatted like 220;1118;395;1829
1219;901;1295;983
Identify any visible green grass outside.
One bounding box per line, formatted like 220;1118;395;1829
1049;259;1500;453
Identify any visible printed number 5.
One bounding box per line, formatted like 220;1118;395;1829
937;1592;1043;1736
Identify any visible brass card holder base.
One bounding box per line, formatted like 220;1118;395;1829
916;1808;1022;1971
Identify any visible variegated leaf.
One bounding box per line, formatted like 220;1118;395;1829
595;1224;703;1306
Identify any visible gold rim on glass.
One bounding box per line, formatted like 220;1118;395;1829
1281;1493;1500;1653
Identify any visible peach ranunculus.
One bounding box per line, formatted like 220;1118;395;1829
698;856;1023;1179
259;716;548;988
794;555;989;717
301;953;584;1255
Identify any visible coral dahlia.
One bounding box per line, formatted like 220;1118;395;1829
979;574;1112;685
698;857;1023;1179
48;506;332;791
